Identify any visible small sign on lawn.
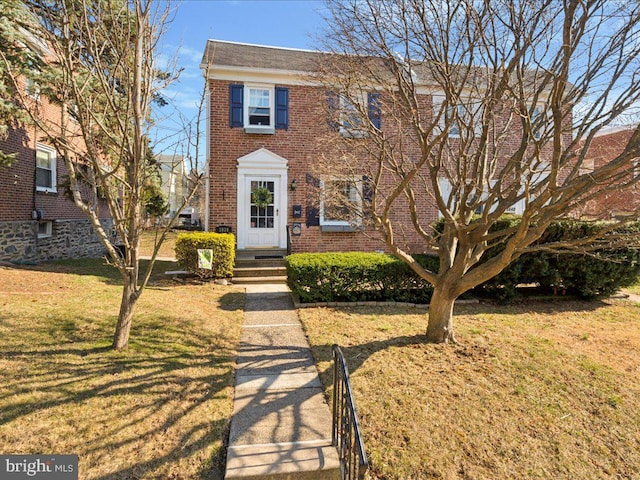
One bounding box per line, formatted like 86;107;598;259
197;249;213;270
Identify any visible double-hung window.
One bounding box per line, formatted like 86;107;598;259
433;96;481;138
320;177;363;230
246;86;272;128
35;144;57;193
229;84;289;133
340;94;364;135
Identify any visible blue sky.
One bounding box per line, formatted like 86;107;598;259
153;0;327;158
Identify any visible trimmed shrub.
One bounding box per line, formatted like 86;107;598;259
288;219;640;304
286;252;436;304
472;219;640;301
174;232;235;279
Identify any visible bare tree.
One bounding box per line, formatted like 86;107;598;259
316;0;640;343
1;0;204;350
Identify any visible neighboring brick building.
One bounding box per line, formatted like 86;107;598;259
579;125;640;219
0;79;111;263
201;40;552;254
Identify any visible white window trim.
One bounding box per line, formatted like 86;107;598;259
532;106;545;141
35;144;57;193
244;83;275;132
37;221;52;238
433;96;481;138
320;177;363;227
339;93;368;138
437;178;525;217
25;77;41;101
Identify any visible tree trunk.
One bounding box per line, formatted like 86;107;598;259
426;284;458;343
112;271;139;350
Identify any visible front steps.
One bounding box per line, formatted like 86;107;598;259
233;249;288;285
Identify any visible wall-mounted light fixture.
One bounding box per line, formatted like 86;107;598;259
290;179;297;192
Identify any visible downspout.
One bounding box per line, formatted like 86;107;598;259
204;82;211;232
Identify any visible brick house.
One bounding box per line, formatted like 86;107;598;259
0;75;111;263
579;125;640;219
201;40;544;255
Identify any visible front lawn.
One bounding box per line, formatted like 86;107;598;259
300;299;640;480
0;259;244;479
139;229;180;258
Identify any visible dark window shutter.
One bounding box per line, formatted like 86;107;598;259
275;87;289;130
306;206;320;227
326;90;339;131
305;173;320;189
368;92;381;130
362;175;373;203
305;173;320;226
229;84;244;128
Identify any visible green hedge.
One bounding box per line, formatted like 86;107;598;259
288;219;640;304
462;219;640;302
286;252;438;303
174;232;235;279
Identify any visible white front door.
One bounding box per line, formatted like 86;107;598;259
245;176;279;248
236;148;288;250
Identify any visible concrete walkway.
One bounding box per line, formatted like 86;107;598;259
225;284;341;480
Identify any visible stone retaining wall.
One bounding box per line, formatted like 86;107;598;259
0;218;112;263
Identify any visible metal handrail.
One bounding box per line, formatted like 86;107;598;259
332;344;369;480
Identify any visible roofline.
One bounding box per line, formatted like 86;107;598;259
594;123;639;137
205;38;324;55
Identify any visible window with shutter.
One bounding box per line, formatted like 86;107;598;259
230;84;289;133
320;176;363;230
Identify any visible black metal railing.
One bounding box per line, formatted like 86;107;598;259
286;224;292;256
332;344;369;480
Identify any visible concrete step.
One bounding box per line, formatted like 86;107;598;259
232;276;288;285
235;258;286;268
236;249;287;261
225;441;341;480
234;266;287;278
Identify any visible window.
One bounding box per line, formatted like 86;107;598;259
35;144;57;193
246;86;272;127
532;107;544;140
37;221;52;238
229;84;289;132
332;92;381;137
447;105;464;138
320;177;363;229
340;95;364;133
25;77;40;100
25;59;41;100
433;96;481;138
437;178;524;217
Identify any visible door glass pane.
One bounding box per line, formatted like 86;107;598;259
249;180;276;229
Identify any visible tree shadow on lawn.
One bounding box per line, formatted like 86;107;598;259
0;316;237;479
308;297;621;387
3;258;179;286
310;334;430;390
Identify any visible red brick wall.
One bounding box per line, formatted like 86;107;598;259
580;127;640;218
0;94;100;222
208;78;565;253
209;80;389;253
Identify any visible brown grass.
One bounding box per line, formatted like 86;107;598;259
299;299;640;480
0;259;244;479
